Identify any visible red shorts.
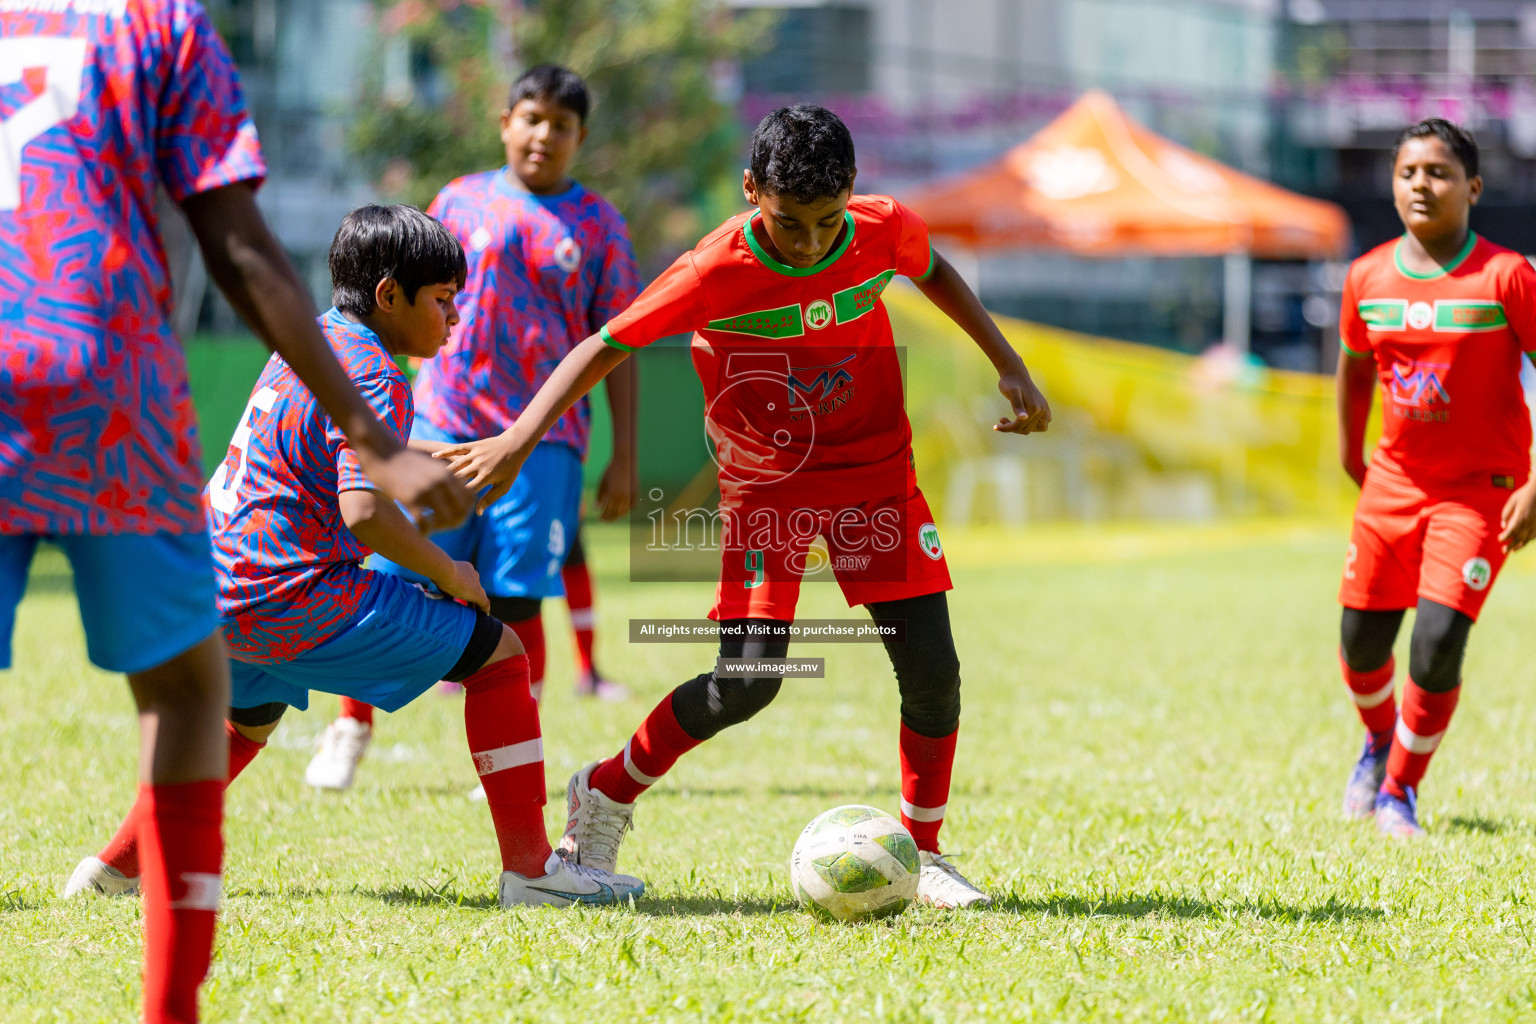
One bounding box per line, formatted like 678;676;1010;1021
1339;463;1520;621
711;484;953;621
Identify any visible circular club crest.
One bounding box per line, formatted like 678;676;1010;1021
554;236;582;273
1407;301;1433;330
918;523;943;560
805;299;833;330
1462;556;1492;591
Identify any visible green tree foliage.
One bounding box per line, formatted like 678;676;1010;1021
351;0;772;266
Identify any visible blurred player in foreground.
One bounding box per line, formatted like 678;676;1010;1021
304;65;639;791
69;206;644;908
1;3;468;1021
1335;118;1536;838
437;105;1051;908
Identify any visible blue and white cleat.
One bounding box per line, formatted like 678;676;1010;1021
499;851;645;908
1374;786;1424;839
1343;732;1392;820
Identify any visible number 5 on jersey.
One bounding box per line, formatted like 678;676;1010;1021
209;387;279;513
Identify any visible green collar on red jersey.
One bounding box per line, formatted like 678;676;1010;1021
1393;231;1478;280
743;211;856;277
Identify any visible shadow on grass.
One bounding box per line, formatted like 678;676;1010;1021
353;885;787;917
1446;815;1507;835
645;786;901;801
993;892;1384;923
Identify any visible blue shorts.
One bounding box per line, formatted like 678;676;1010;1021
230;570;477;714
0;532;219;674
377;428;582;600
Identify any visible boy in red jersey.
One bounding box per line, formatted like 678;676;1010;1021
1335;119;1536;838
0;4;467;1022
439;105;1051;906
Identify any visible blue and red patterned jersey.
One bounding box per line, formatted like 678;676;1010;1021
415;171;639;455
0;0;265;535
210;309;411;664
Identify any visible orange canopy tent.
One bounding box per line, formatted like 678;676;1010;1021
904;90;1349;259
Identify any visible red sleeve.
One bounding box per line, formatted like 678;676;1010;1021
1503;257;1536;355
1338;263;1371;359
333;377;413;491
891;199;937;281
600;252;708;351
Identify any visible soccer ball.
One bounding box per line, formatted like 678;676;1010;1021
789;805;920;923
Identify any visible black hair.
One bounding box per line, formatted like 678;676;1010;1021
749;105;857;205
1393;118;1479;179
509;64;589;123
328;205;466;317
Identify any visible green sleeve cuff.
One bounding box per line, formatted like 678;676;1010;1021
599;324;637;353
1339;338;1370;359
914;247;938;282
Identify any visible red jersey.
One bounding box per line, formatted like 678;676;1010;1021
601;194;936;502
1339;233;1536;489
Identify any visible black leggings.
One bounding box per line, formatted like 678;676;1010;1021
669;592;962;741
1340;598;1471;693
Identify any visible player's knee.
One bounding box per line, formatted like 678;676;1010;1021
228;702;287;742
1407;601;1472;692
671;670;782;740
443;611;517;682
488;623;525;664
893;647;961;737
1339;608;1401;672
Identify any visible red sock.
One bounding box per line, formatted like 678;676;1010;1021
463;653;550;876
505;611;546;704
339;698;374;726
1340;653;1397;739
1384;678;1460;798
102;722;264;879
139;779;223;1024
562;560;597;677
900;724;957;853
588;693;702;804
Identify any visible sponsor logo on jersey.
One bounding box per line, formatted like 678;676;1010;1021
1407;301;1433;330
918;522;943;560
832;269;897;325
1389;360;1451;408
1358;299;1407;330
554;236;582;272
1463;556;1492;591
469;226;493;252
787;354;856;404
706;303;805;339
805;299;833;330
1433;300;1507;332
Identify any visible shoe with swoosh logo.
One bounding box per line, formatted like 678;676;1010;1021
499;851;646;908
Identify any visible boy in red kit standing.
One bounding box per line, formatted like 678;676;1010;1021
438;105;1051;907
1335;119;1536;838
304;64;639;790
1;4;468;1021
68;206;644;908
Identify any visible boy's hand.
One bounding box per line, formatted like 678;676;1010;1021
434;437;525;514
595;452;636;521
1499;479;1536;552
438;559;490;612
357;447;473;530
994;370;1052;434
1343;456;1368;489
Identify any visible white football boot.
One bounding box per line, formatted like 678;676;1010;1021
499;850;645;907
304;716;372;791
576;673;630;701
916;851;992;909
63;856;140;898
558;761;635;873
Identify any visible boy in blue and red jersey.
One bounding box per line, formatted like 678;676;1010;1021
0;4;467;1021
438;106;1053;908
306;65;640;789
71;205;644;909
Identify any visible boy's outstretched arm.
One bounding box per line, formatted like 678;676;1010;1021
338;489;489;611
915;252;1051;434
437;334;629;513
183;182;472;528
596;356;638;521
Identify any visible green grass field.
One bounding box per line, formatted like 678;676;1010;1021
5;521;1536;1022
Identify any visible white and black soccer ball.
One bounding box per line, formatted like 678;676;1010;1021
789;804;920;923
